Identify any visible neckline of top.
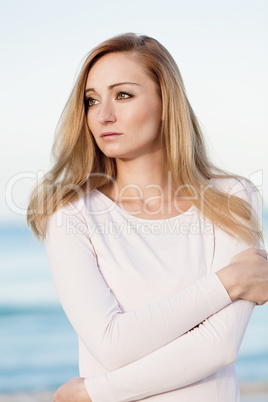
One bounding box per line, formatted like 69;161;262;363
93;189;196;223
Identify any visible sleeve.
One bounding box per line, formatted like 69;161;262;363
44;202;231;372
83;178;263;402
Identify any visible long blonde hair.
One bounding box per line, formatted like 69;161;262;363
27;33;263;245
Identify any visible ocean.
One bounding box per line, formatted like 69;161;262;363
0;215;267;393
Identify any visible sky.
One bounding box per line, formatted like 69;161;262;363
1;0;268;224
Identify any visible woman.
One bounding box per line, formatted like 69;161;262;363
27;33;268;401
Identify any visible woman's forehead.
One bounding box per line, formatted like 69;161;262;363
86;52;148;87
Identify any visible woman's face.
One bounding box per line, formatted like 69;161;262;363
85;52;162;160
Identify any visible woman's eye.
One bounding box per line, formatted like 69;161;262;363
86;98;99;107
116;91;132;100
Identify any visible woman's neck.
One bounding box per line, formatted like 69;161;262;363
113;153;174;200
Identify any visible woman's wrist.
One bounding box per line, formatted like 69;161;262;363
216;264;241;301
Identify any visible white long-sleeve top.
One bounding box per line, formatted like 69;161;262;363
44;177;261;402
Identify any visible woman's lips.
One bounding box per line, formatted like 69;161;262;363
100;132;123;140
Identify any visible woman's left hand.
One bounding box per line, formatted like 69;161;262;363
54;377;92;402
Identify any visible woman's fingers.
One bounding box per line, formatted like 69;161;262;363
225;248;268;304
255;248;268;260
230;248;268;265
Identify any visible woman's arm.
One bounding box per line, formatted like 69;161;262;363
45;207;231;371
53;178;267;401
83;229;267;402
45;177;264;373
55;248;268;402
84;302;255;402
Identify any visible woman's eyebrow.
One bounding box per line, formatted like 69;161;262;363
85;82;141;94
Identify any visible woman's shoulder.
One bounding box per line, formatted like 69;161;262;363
209;175;256;200
44;191;101;242
209;175;261;219
46;188;109;225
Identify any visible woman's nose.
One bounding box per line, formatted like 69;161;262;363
97;101;116;124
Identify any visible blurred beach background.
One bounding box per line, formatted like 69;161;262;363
1;0;267;400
